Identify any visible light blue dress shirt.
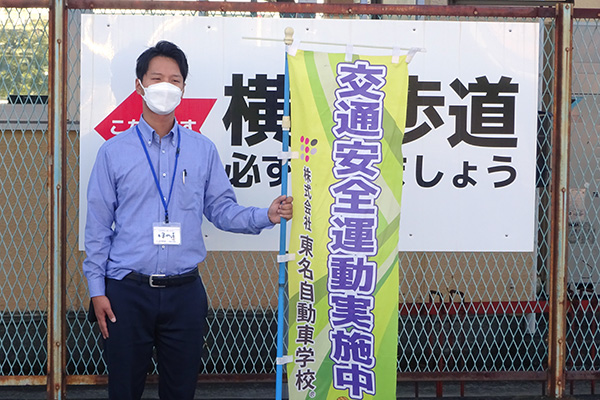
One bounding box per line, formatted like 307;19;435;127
83;116;273;297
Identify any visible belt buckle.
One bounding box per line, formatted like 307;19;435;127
149;274;166;288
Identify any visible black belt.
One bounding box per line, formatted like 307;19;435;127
124;269;199;288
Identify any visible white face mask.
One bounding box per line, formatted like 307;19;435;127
138;80;182;115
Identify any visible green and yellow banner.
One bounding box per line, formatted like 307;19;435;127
287;50;408;400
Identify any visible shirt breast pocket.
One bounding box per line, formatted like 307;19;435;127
177;173;204;211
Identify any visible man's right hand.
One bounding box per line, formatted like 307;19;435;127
91;295;116;339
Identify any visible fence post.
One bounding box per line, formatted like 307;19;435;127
47;0;68;399
547;2;573;399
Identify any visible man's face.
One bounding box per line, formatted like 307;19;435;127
136;55;185;94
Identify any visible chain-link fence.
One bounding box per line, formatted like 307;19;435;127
1;2;599;399
567;16;600;377
0;7;49;379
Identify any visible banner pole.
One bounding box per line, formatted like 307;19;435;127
276;26;294;400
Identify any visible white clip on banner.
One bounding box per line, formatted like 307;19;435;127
277;253;296;263
406;47;422;64
276;355;294;365
392;46;402;64
278;151;299;162
287;40;300;57
282;115;291;131
345;44;353;62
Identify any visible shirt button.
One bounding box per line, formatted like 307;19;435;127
162;150;166;154
161;245;165;250
162;172;166;177
163;196;167;201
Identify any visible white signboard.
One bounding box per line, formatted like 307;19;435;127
80;15;539;252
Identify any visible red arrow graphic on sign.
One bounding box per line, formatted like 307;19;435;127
94;91;217;141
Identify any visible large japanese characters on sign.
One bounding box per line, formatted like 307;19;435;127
287;51;408;400
80;16;539;252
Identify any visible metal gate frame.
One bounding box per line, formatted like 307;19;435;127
0;1;597;399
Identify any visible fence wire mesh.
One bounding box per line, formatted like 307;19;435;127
395;17;554;375
0;8;49;377
566;17;600;373
1;4;599;393
63;10;554;379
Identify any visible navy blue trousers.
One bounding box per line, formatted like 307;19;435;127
104;275;208;400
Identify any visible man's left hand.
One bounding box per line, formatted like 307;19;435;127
268;195;293;224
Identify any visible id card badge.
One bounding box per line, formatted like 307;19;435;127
153;222;182;245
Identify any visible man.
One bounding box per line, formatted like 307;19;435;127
83;40;293;400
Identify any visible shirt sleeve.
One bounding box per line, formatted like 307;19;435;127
203;144;274;234
82;145;117;297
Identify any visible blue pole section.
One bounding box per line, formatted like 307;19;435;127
276;30;292;400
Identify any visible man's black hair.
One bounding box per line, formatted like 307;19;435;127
136;40;189;82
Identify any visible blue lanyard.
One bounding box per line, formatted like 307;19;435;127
136;125;181;224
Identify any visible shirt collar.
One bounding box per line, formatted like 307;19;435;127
137;115;180;148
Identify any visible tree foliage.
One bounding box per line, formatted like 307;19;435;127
0;9;49;101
